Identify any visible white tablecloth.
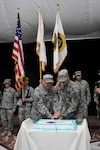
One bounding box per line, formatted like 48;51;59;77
14;118;91;150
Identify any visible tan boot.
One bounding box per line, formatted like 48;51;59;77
1;131;8;136
7;131;12;136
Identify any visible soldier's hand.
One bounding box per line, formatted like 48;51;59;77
51;111;61;119
87;101;90;106
96;100;99;105
22;98;26;102
56;81;61;87
13;108;16;112
96;88;100;94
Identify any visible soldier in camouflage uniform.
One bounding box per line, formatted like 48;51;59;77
0;79;17;136
94;70;100;118
16;77;34;125
30;74;59;123
94;84;100;118
54;69;84;125
0;91;1;116
74;71;91;119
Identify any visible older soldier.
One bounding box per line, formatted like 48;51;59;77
30;74;59;122
54;69;84;125
16;77;34;125
74;71;91;119
0;79;17;136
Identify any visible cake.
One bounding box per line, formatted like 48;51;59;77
33;119;77;131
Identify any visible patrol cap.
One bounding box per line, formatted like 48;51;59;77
3;79;11;84
43;74;54;83
58;69;69;82
75;71;82;76
24;77;29;81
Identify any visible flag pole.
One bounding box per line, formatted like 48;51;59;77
39;7;42;85
57;68;61;96
22;84;25;100
57;3;60;11
40;62;42;84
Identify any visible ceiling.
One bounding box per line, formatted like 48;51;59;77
0;0;100;44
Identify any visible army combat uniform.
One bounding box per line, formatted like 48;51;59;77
58;80;83;124
74;71;91;118
57;69;84;125
0;79;17;136
30;75;59;123
94;81;100;118
17;85;34;125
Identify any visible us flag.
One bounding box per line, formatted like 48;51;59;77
12;11;25;90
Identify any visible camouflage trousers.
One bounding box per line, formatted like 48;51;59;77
83;104;88;118
96;105;100;117
0;108;14;131
18;106;31;126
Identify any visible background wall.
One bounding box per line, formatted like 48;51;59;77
0;39;100;115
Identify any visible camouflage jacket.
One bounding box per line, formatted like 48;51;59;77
0;87;17;109
16;85;34;107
